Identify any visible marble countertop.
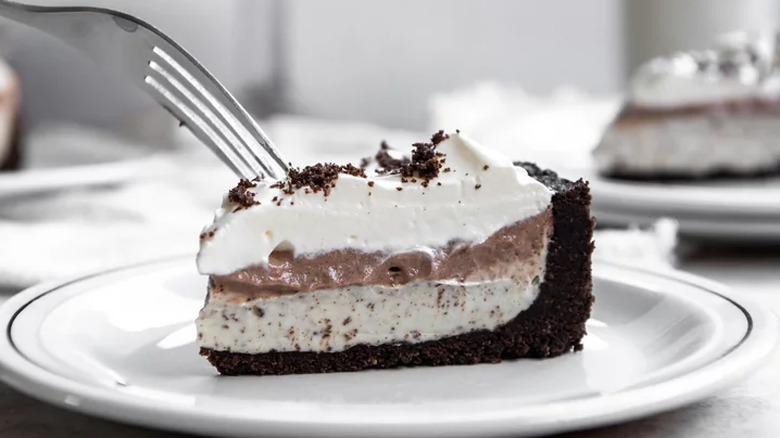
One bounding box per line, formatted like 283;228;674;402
1;245;778;438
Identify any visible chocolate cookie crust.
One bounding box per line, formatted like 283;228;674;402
201;163;594;375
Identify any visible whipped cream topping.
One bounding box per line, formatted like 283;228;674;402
197;132;552;275
630;32;780;108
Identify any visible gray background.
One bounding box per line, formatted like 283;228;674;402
2;0;777;130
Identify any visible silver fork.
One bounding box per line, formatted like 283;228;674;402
0;1;289;180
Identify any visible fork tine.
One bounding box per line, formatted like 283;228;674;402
151;46;289;178
147;59;272;179
144;74;256;180
150;48;276;179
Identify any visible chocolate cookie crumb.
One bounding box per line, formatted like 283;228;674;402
228;179;260;208
370;131;449;184
401;131;447;182
375;140;410;172
430;130;449;145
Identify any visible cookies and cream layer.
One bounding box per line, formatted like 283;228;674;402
595;109;780;176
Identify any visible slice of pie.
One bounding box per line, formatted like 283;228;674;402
594;32;780;179
196;131;594;375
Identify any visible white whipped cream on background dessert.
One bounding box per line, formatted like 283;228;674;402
197;132;552;275
630;32;780;108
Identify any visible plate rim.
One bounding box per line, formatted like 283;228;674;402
0;256;777;437
592;206;780;241
583;169;780;219
0;155;158;199
567;160;780;216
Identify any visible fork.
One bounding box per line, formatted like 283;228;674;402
0;1;289;180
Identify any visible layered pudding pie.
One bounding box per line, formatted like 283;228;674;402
196;131;594;375
594;32;780;179
0;57;21;171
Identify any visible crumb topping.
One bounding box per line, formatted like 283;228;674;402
228;178;260;208
372;130;449;186
374;141;410;171
271;163;366;196
230;130;458;201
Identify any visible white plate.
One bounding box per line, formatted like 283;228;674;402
593;206;780;242
569;167;780;240
0;125;159;199
0;258;776;437
0;158;155;199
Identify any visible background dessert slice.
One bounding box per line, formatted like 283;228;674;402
594;32;780;180
0;57;21;171
196;132;594;375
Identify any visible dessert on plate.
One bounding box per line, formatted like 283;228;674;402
196;131;594;376
594;32;780;179
0;57;21;171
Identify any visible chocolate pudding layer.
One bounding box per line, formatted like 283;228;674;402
210;209;552;301
616;99;780;121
